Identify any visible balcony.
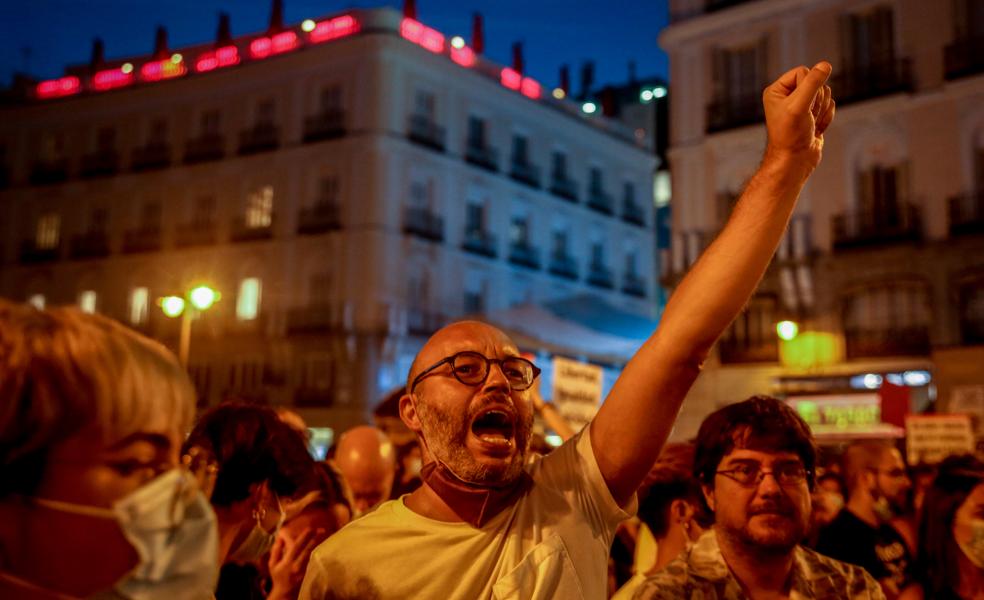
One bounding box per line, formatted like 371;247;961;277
462;228;497;258
238;123;280;155
549;174;579;203
286;306;337;335
303;109;346;143
174;222;217;248
510;160;541;189
622;199;646;226
130;143;171;172
19;240;60;264
30;158;69;185
231;216;275;243
706;93;764;133
831;58;913;106
548;252;578;280
294;387;334;408
407;114;445;152
464;140;499;172
587;187;614;215
845;326;931;359
508;242;541;270
949;191;984;236
184;134;225;164
69;231;111;259
297;202;341;235
945;36;984;81
122;227;162;253
80;150;120;178
587;263;615;289
718;337;779;364
403;207;444;242
622;273;647;298
407;308;445;336
832;203;922;249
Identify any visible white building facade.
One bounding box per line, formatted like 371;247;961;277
0;8;657;429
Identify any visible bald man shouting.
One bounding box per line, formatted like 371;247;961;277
333;425;397;516
301;61;837;600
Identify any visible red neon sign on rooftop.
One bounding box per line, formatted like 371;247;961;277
400;18;444;54
195;46;240;73
92;67;134;91
309;14;359;43
250;31;299;59
36;76;81;100
140;57;188;82
450;45;475;68
500;68;542;100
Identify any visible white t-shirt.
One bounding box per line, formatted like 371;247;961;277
300;426;635;599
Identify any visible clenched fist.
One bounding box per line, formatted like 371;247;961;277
762;61;836;170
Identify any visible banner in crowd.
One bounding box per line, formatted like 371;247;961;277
551;356;603;432
905;414;974;465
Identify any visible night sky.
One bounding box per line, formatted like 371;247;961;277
0;0;670;90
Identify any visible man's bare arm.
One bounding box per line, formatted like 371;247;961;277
591;62;836;504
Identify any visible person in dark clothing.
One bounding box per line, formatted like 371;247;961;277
816;441;915;598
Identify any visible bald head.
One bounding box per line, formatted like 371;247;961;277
407;321;518;391
842;441;895;497
335;426;397;514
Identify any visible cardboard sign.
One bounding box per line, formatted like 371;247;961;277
551;356;603;431
905;414;975;465
950;385;984;434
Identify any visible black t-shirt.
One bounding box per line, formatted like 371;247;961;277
816;508;914;592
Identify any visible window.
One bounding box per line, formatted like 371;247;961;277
512;135;529;164
319;85;342;113
857;164;906;220
256;99;276;125
318;176;339;205
96;127;116;153
467;116;487;147
200;110;221;136
654;170;671;207
409;177;434;210
591;242;605;266
27;294;45;310
309;272;332;305
90;207;109;232
35;213;60;249
129;287;149;325
40;133;65;160
148;118;168;145
192;195;216;226
590;167;604;192
466;201;485;232
79;290;97;314
510;215;529;245
236;278;262;321
552;229;569;256
408;271;430;309
414;90;436;117
140;201;162;230
552;152;568;179
712;38;769;104
464;271;486;313
245;185;274;228
624;182;636;205
840;6;895;68
625;250;639;276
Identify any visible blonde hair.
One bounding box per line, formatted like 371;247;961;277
0;299;196;494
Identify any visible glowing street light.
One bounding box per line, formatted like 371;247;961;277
581;101;597;114
776;320;799;341
159;285;220;367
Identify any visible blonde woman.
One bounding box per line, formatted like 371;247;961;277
0;299;219;599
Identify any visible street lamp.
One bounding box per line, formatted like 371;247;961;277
159;285;220;368
776;320;799;341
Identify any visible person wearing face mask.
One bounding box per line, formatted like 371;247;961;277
817;441;916;599
612;444;712;600
0;299;219;600
184;402;317;600
914;454;984;600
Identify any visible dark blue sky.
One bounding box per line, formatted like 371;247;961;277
0;1;670;90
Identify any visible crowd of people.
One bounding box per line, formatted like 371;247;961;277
1;59;981;600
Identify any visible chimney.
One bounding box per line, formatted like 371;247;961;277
404;0;417;20
471;13;484;54
579;60;594;99
268;0;284;33
512;42;524;75
89;38;105;70
601;87;617;117
153;26;169;60
559;64;570;95
216;12;232;46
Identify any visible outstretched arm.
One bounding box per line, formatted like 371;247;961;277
591;62;836;505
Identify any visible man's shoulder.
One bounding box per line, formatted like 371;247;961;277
796;545;884;598
315;500;404;550
632;556;696;600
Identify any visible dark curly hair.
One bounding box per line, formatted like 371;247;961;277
184;402;316;506
694;395;818;507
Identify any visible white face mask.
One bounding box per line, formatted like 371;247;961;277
958;518;984;569
229;496;285;562
27;469;219;600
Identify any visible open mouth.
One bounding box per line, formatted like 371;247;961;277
470;409;515;447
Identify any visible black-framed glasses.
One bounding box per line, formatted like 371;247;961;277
717;462;810;488
410;351;541;392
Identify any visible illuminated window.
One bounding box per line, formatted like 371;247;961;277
246;185;274;228
27;294;45;310
236;278;261;321
36;213;60;249
79;290;97;314
654;170;671;207
129;287;149;325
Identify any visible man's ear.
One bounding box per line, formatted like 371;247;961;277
701;482;716;513
670;498;696;522
399;393;422;433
